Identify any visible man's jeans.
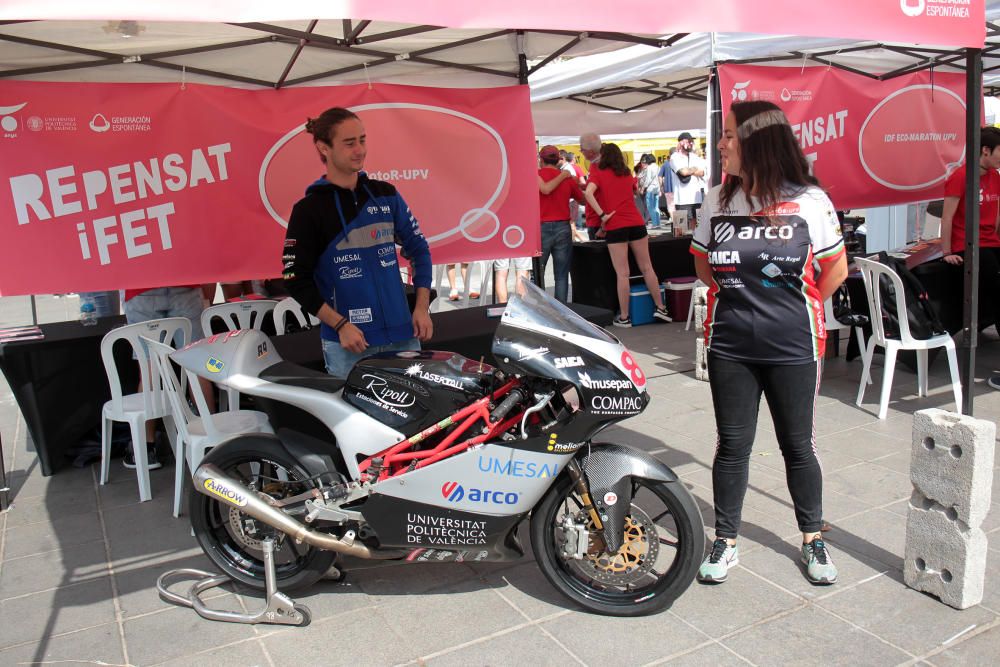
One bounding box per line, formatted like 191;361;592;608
644;189;661;228
322;337;421;379
540;221;573;303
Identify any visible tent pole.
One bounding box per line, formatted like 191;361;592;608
708;66;722;188
960;47;982;416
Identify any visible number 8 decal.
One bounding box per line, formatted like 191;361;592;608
621;350;645;387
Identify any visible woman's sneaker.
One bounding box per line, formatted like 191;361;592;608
653;306;672;322
697;538;739;583
613;315;632;328
123;444;162;470
801;538;838;584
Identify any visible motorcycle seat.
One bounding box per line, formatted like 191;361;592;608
259;360;346;394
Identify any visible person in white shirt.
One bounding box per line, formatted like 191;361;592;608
669;131;707;218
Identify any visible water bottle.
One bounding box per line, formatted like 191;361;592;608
80;295;97;326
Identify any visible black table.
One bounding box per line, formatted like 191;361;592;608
0;315;132;477
570;235;695;311
1;303;612;476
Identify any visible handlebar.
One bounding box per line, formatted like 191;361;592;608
489;388;525;423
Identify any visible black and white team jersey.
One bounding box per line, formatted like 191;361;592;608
690;185;844;364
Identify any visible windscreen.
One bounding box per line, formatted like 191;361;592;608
500;278;617;344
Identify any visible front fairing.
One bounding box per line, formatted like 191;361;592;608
492;280;648;418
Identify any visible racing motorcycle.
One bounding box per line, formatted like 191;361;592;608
174;279;703;617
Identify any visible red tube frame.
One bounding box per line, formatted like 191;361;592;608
358;378;524;481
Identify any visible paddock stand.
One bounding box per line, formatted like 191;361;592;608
156;538;312;627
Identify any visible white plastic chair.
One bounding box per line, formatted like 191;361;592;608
272;296;320;334
201;300;278;336
854;257;962;419
143;336;274;517
201;300;277;409
824;297;868;365
100;317;191;502
682;279;706;331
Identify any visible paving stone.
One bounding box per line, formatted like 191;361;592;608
824;464;912;507
0;577;117;650
660;641;750;666
0;622;123;666
0;538;109;597
824;509;907;571
123;605;261;665
666;561;802;638
739;541;890;601
103;498;200;568
97;463;179;510
2;484;99;528
816;573;998;655
262;606;418;667
374;576;526;656
540;604;706;665
721;605;910;665
251;573;374;623
426;625;578;666
5;464;96;502
113;551;228;618
464;560;575;620
351;560;481;598
155;637;270;667
2;507;104;559
929;623;1000;665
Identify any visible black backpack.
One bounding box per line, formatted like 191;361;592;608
875;251;945;340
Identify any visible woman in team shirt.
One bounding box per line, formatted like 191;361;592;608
689;101;848;585
584;142;672;327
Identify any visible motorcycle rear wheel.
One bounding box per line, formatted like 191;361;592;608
189;443;336;592
531;473;702;616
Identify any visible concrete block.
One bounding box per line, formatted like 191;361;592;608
903;500;988;609
695;337;709;382
694;305;707;333
693;285;708;307
911;409;995;529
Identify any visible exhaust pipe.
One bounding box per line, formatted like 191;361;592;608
193;464;397;560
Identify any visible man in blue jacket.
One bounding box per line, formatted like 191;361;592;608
283;107;433;378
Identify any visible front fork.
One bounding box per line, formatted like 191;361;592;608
564;459;610;556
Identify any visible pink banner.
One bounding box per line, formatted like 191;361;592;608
718;65;973;211
0;82;538;296
1;0;986;47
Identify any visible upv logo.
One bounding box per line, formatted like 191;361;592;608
900;0;925;17
731;81;751;102
0;102;27;135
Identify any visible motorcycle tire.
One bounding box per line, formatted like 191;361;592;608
189;443;337;593
530;472;702;616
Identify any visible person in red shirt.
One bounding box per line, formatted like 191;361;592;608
583;142;671;327
939;126;1000;390
538;145;586;302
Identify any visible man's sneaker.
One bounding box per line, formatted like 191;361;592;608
988;374;1000;390
653;306;673;322
613;316;632;328
801;538;838;584
697;538;739;583
123;444;162;471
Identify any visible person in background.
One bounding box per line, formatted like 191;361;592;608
446;263;479;301
494;257;532;303
670;131;707;219
936;126;1000;390
579;133;604;240
658;150;676;221
690;100;848;586
122;284;215;469
538;145;585;302
638;153;661;230
283;107;433;379
633;162;648;223
583;142;672;327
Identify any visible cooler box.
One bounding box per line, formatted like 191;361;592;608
664;276;698;321
629;284;665;326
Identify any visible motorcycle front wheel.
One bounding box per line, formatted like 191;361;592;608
531;473;703;616
189;443;336;592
